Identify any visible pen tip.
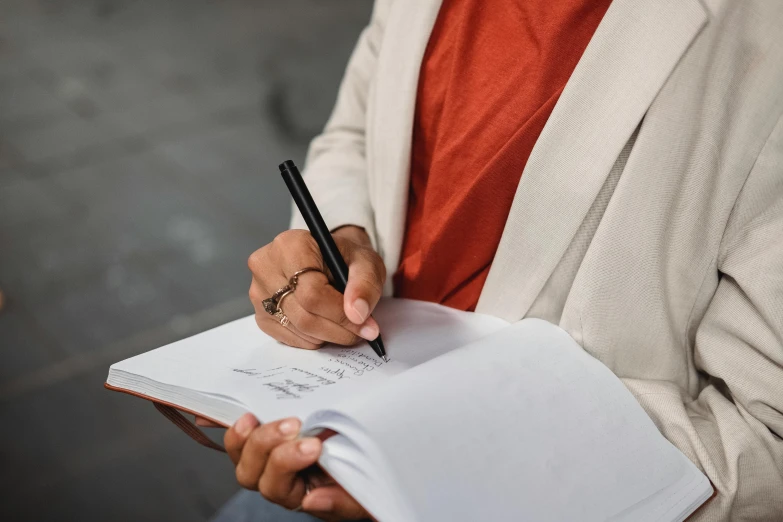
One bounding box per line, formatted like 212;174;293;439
382;356;390;363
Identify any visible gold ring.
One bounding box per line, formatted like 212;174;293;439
289;267;321;288
291;480;313;512
276;289;295;316
262;284;292;316
274;310;290;327
261;267;321;326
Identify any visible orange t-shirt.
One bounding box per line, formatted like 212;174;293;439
393;0;612;311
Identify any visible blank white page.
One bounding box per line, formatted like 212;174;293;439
309;319;698;522
109;298;508;423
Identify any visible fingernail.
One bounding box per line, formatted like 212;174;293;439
304;494;333;512
299;438;320;457
352;298;370;322
359;323;379;340
279;418;300;437
234;413;257;437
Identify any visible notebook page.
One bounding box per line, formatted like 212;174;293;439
109;298;508;423
308;319;691;522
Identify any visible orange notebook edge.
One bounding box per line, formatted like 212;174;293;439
104;382;229;452
104;382;229;428
104;383;336;447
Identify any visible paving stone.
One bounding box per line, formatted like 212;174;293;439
151;248;256;315
0;73;75;128
34;63;158;115
0;369;236;521
151;124;298;252
0;306;61;385
0;151;266;316
0;206;113;302
153;118;299;195
0;166;31;190
29;259;206;356
13;31;118;78
0;174;74;227
210;164;300;236
104;92;253;138
48;150;252;259
0;153;262;353
3;111;134;166
8;435;238;522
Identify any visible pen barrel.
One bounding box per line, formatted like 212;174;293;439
279;161;350;292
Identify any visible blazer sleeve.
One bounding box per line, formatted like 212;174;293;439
289;0;391;247
622;114;783;520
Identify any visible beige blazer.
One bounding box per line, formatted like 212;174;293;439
291;0;783;519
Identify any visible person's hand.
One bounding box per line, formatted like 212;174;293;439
247;226;386;349
225;412;371;520
195;227;384;428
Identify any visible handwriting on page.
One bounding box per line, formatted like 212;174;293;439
230;348;387;400
327;350;383;376
230;367;333;399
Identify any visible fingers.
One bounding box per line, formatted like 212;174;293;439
342;248;386;327
302;485;371;521
267;229;326;276
247;242;333;349
247;228;385;347
225;413;370;520
225;416;302;487
224;413;261;465
251;279;323;349
259;437;322;510
254;312;324;349
249;261;376;347
283;274;380;344
194;416;220;427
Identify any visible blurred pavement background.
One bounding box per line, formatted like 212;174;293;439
0;1;371;520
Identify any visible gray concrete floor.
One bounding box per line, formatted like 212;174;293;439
0;1;372;520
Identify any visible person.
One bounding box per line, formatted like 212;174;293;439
210;0;783;520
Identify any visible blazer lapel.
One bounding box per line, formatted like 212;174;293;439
476;0;707;320
370;0;442;292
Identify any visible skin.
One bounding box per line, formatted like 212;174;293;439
223;413;372;520
246;226;385;350
197;225;384;520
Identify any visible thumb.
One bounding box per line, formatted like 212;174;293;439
342;249;385;326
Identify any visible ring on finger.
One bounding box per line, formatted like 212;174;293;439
274;289;295;327
291;480;313;512
277;288;295;313
273;310;290;327
289;267;321;288
262;284;292;317
262;267;322;328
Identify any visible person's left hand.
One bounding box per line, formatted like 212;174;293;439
225;412;371;521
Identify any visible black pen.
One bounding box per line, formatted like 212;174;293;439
279;160;388;362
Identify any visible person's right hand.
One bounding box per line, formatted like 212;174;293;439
247;225;386;350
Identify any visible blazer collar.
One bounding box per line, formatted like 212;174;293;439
370;0;443;294
475;0;708;320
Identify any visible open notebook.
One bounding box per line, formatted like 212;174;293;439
106;298;712;522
